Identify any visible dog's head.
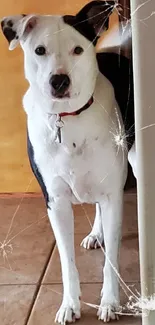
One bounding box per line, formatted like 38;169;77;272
1;1;117;111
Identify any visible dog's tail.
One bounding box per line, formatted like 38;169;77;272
97;21;132;53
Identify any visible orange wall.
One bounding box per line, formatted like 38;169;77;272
0;1;118;193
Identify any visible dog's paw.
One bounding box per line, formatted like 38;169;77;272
55;300;81;324
81;232;103;250
97;292;120;323
97;304;119;322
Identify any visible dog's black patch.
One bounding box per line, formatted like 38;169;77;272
3;27;16;43
63;14;98;46
27;131;50;209
97;53;135;150
97;52;136;189
73;142;76;148
1;20;4;29
63;1;115;45
97;52;135;150
7;20;13;28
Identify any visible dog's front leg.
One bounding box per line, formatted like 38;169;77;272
98;191;123;322
47;180;81;324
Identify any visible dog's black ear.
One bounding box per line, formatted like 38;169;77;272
75;1;120;44
1;14;38;50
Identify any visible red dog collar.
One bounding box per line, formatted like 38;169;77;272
59;95;94;117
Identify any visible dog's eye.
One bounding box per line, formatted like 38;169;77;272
73;46;84;55
35;46;46;56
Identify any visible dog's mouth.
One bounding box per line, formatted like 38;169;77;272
52;91;70;99
51;90;80;102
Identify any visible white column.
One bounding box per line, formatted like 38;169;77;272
130;0;155;324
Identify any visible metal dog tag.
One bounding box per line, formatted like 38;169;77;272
54;115;64;143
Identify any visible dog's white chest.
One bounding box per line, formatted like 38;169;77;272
28;105;124;204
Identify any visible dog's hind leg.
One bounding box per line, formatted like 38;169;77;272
128;142;137;179
81;203;104;249
98;190;123;322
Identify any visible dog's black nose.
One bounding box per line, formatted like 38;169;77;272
50;74;70;94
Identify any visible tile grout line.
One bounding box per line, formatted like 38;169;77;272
24;241;56;325
42;281;140;285
0;191;137;198
0;281;140;286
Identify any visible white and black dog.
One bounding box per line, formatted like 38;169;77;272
1;1;136;323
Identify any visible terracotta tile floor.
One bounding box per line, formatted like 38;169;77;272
0;192;142;325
